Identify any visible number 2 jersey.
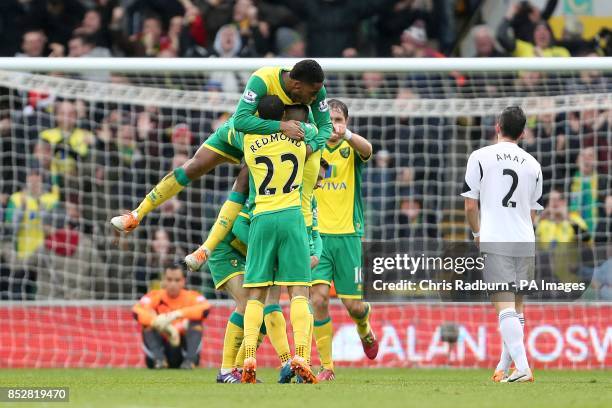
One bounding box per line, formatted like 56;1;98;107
461;141;543;249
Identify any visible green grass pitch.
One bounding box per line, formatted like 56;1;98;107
0;368;610;408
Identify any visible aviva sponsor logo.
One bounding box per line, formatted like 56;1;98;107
321;180;347;191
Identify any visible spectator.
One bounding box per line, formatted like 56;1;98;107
393;197;438;239
505;0;559;44
39;100;93;184
177;0;208;57
558;16;596;56
361;72;388;99
40;199;102;299
210;24;254;58
68;34;112;81
41;0;86;46
0;0;37;56
569;147;600;235
132;263;211;369
3;163;59;299
471;25;507;58
135;228;182;295
275;27;304;58
207;24;253;91
566;53;612;94
68;34;112;58
391;21;443;58
73;8;112;49
376;0;431;57
15;29;48;58
170;124;194;157
513;71;543;96
536;188;590;246
497;16;569;58
278;0;397;57
110;12;170;57
231;0;271;56
365;149;395;239
575;108;611;175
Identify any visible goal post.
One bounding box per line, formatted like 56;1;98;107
0;57;610;369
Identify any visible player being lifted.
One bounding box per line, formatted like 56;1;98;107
461;106;542;383
110;59;331;235
217;95;316;383
199;99;320;383
311;99;378;381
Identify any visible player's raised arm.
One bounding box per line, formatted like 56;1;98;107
233;74;284;135
308;85;333;152
327;99;371;161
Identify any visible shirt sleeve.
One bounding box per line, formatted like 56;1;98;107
179;293;211;321
227;128;245;152
461;152;481;199
132;293;158;327
232;211;251;245
308;86;333;152
531;167;544;210
233;75;281;134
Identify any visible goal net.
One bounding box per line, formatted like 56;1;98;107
0;59;610;369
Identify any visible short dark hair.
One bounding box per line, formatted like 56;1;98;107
498;106;526;140
289;59;324;84
328;99;348;119
164;262;184;276
257;95;285;121
284;104;309;122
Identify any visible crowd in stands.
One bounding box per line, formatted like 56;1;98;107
0;0;610;301
1;0;610;60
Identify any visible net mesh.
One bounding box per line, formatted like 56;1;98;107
0;68;610;368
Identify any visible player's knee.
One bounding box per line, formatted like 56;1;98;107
185;146;227;179
311;291;329;312
234;298;247;314
342;299;363;316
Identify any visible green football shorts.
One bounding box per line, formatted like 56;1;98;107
208;241;246;289
312;235;363;299
244;208;311;287
202;120;243;164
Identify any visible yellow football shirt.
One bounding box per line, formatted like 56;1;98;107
315;140;370;236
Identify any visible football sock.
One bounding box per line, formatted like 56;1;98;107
496;312;524;372
234;322;266;367
263;304;291;365
290;296;310;360
201;191;246;253
220;312;244;374
350;302;372;339
314;317;334;371
306;310;314;366
243;300;264;361
134;168;191;221
498;308;529;372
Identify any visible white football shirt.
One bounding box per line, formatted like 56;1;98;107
461;141;543;255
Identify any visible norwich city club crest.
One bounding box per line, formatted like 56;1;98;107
230;259;238;267
340;147;350;158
